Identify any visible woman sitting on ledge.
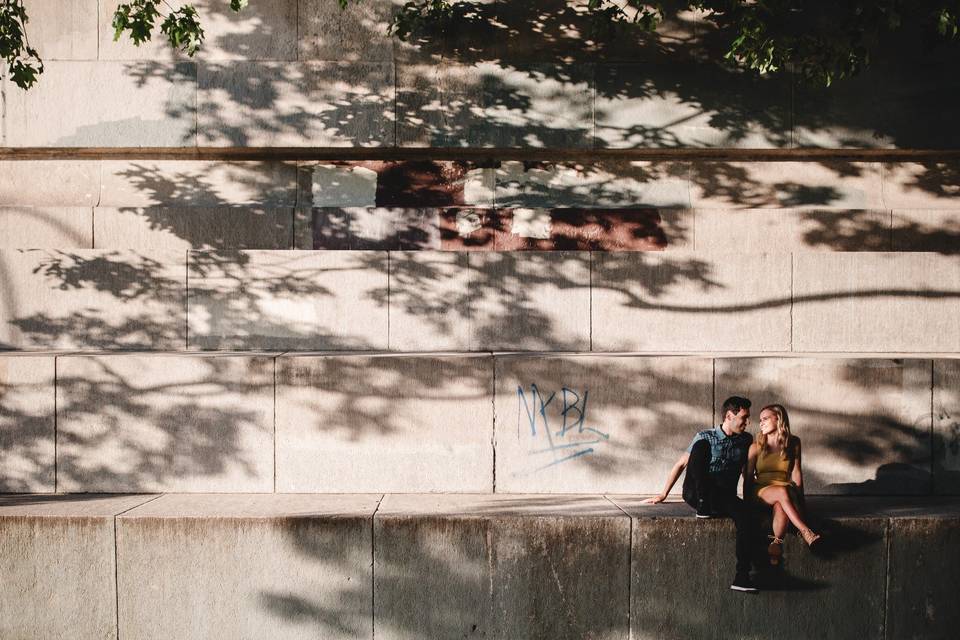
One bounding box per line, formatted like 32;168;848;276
746;404;822;565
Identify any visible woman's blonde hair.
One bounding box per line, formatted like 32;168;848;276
756;404;794;460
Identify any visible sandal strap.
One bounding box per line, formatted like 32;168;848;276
768;535;784;544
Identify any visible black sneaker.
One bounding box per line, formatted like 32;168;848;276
730;573;759;593
695;498;714;519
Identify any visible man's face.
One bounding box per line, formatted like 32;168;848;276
727;408;751;434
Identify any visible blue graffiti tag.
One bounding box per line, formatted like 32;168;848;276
517;384;610;471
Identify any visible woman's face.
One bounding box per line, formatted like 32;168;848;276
759;409;779;435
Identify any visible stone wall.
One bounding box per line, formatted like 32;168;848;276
5;1;959;148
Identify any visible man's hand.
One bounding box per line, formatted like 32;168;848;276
641;494;667;504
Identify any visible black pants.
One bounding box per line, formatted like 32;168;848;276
682;439;758;575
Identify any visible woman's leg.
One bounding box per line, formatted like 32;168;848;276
759;485;812;532
771;502;788;539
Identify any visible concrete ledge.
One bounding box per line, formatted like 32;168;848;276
2;495;958;640
0;494;155;640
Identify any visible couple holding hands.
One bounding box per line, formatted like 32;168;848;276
643;396;822;593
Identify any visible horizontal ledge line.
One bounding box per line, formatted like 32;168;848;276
2;147;960;162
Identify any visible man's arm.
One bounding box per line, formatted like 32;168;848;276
642;452;690;504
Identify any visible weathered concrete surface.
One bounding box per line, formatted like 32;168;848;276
117;493;379;640
933;360;960;495
21;0;98;60
886;509;960;640
388;252;474;350
298;0;395;62
389;251;591;351
595;63;791;148
188;250;388;350
613;497;889;640
374;494;630;640
56;355;274;492
693;209;892;252
0;206;93;248
0;249;186;350
0;160;100;206
792;252;960;352
0;357;55;492
99;0;298;61
276;355;493;492
716;358;933;495
689;162;883;209
296;208;441;250
891;209;960;253
397;62;594;148
4;61;196;146
494;160;691;208
0;494;155;640
298;163;379;208
591;251;792;352
94;207;294;250
99;160;298;208
494;355;712;494
882;163;960;209
198;62;395;146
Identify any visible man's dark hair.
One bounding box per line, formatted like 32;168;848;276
720;396;751;419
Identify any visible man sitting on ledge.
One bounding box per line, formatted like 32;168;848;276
643;395;760;593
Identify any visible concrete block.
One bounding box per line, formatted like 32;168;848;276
934;360;960;494
891;209;960;253
715;358;933;495
188;250;388;350
0;206;93;248
374;494;630;640
614;498;888;640
690;162;883;209
388;252;474;350
794;58;960;149
94;207;293;250
100;0;298;61
0;356;55;492
56;355;274;492
0;160;100;206
117;493;379;640
4;61;196;146
792;252;960;352
397;62;594;148
298;163;379;208
591;251;792;351
22;0;98;60
0;494;154;640
100;160;298;207
275;355;493;492
390;251;590;351
694;209;892;252
0;249;186;350
595;63;791;148
300;208;441;250
198;62;395;146
494;160;691;208
494;355;713;494
882;162;960;209
298;0;395;61
887;517;960;640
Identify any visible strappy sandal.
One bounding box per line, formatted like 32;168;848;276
767;535;784;566
800;528;821;547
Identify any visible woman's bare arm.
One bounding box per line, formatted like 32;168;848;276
791;438;803;490
642;452;689;504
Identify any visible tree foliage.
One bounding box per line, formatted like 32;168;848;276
2;0;959;90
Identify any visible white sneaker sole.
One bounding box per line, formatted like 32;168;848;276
729;584;758;593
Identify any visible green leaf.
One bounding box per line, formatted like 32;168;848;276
161;6;205;56
230;0;249;12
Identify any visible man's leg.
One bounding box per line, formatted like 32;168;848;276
714;492;760;577
682;439;712;510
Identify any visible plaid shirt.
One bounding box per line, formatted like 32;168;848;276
687;426;752;489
